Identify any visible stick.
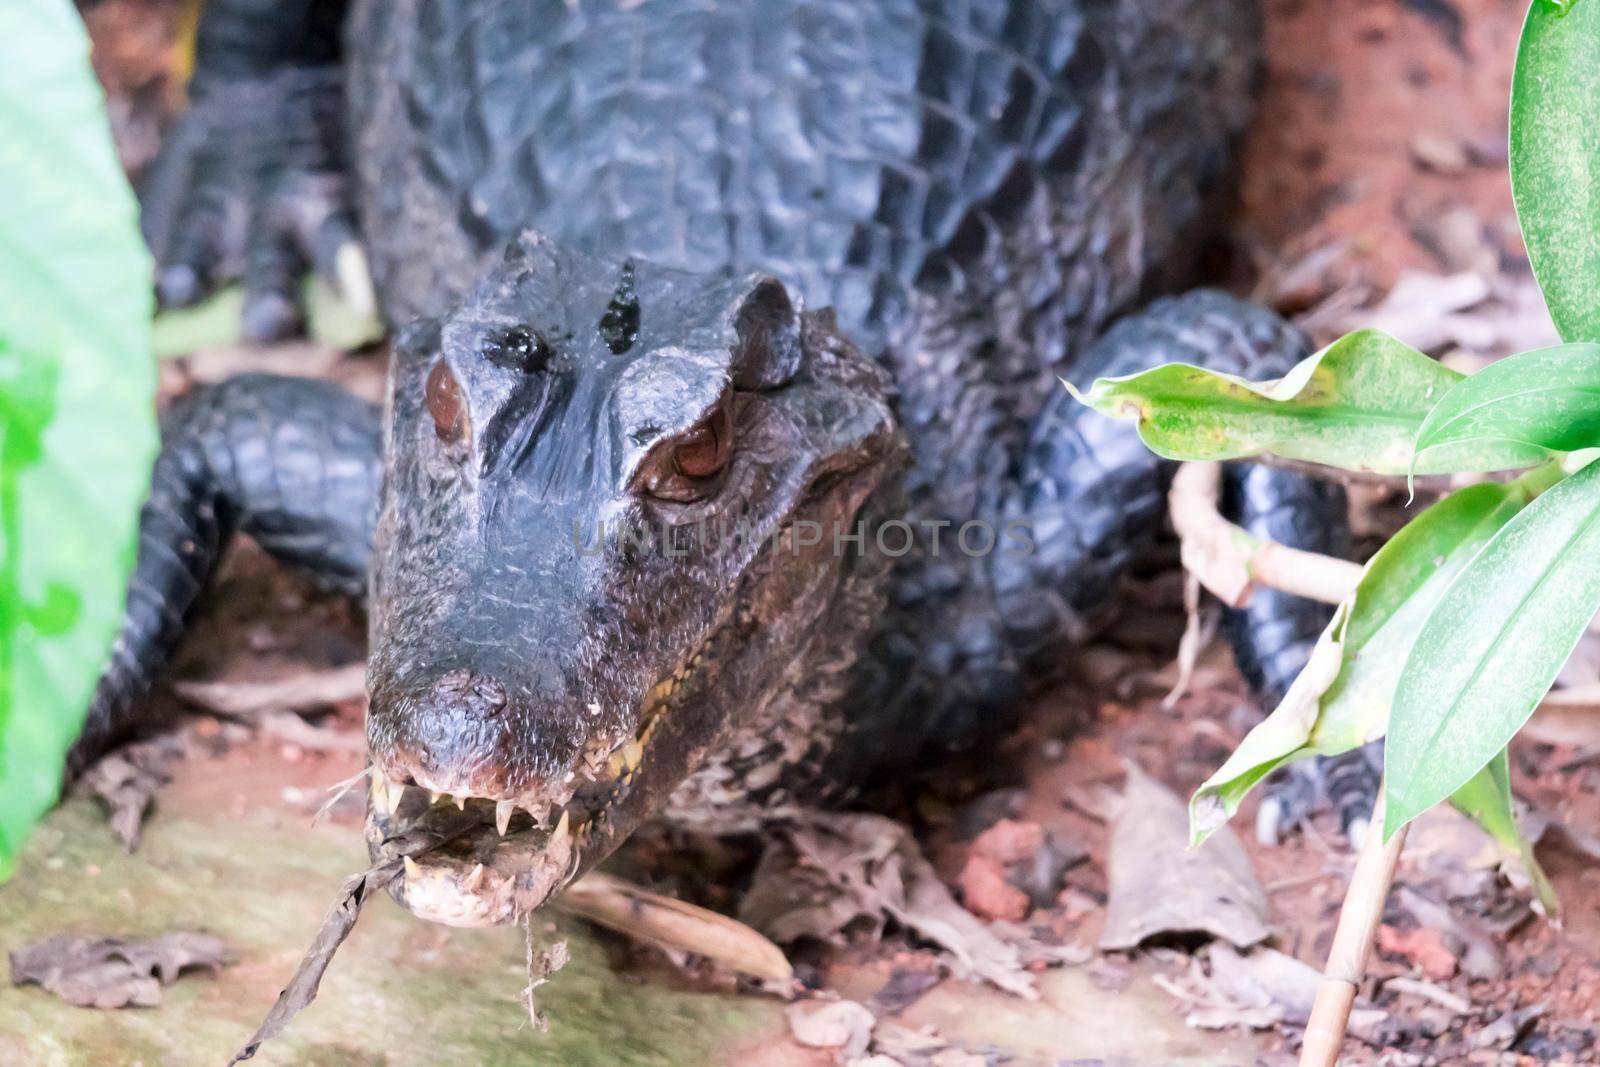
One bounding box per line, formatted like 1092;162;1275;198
1169;462;1364;608
558;871;794;984
1299;788;1408;1067
173;662;368;718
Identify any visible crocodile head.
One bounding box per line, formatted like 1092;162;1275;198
363;232;902;926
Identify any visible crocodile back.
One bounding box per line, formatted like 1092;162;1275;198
347;0;1260;369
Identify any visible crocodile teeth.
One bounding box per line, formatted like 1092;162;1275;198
428;790;443;806
452;794;467;810
403;856;421;881
495;800;514;837
385;778;408;814
464;863;487;892
550;809;571;847
608;739;644;779
369;774;391;815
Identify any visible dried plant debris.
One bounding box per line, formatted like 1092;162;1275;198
786;1000;990;1067
957;818;1084;922
787;999;876;1058
740;812;1052;998
1318;269;1560;358
560;871;791;983
173;662;368;719
517;919;569;1032
228;861;402;1064
869;1023;992;1067
231;804;550;1062
869;967;942;1015
10;932;234;1009
1099;765;1272;951
1157;944;1398;1047
81;734;184;852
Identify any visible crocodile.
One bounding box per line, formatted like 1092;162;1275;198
84;0;1356;927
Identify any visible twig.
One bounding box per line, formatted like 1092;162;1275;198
1265;870;1338;894
227;860;402;1065
517;916;568;1032
1383;976;1471;1015
173;662;368;718
558;871;794;984
1162;573;1218;711
229;819;479;1063
1299;786;1409;1067
1170;462;1365;608
310;766;372;826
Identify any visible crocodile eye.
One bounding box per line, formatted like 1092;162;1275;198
673;408;729;479
425;359;468;443
635;398;733;502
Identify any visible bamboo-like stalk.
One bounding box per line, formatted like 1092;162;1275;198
1298;788;1409;1067
1170;461;1364;607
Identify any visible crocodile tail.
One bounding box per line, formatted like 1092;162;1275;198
70;375;381;777
998;289;1348;705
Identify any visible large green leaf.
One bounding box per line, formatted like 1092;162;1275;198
1190;475;1545;843
1412;344;1600;471
1511;0;1600;344
1449;749;1557;915
1069;330;1545;476
0;1;156;877
1386;458;1600;838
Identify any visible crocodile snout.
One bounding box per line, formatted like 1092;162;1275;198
422;668;508;721
365;661;592;812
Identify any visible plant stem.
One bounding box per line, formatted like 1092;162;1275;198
1299;787;1409;1067
1170;461;1364;607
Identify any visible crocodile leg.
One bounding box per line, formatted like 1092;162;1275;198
140;0;359;341
999;290;1374;841
71;375;381;775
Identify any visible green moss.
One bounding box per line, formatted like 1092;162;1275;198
0;796;782;1066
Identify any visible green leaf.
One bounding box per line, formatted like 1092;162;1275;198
1190;476;1543;843
0;1;156;877
1413;344;1600;470
1069;330;1546;476
1449;749;1558;916
1511;0;1600;344
1386;458;1600;838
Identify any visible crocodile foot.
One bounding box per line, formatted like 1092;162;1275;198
139;65;370;342
1255;742;1383;849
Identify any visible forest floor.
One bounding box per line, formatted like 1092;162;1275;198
4;1;1598;1064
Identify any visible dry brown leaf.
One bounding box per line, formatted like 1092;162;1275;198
81;734;184;852
740;812;1039;998
870;969;941;1014
10;932;233;1009
1099;764;1272;951
1158;944;1395;1046
788;999;875;1057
